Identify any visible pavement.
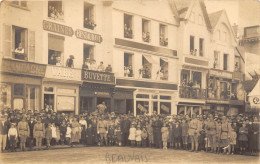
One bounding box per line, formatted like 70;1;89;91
0;146;259;164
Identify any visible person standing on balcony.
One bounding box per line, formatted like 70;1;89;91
66;55;74;68
105;64;112;73
97;61;105;72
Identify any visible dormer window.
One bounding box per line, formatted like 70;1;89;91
142;19;150;43
84;2;96;30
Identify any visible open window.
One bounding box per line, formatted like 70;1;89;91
190;36;196;55
48;34;64;66
84;2;96;30
192;71;202;88
160;24;168;46
213;51;220;69
199;38;204;56
141;55;152;79
159;58;168;80
223;54;228;71
142;19;150;43
12;26;27;60
181;70;190;86
83;44;94;69
124;14;133;39
124;53;133;77
234;56;240;71
48;1;64;20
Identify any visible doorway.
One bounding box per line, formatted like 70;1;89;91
44;94;54;110
97;97;110;112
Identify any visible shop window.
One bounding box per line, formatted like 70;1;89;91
159;58;168;80
220;82;230;100
136;94;149;99
124;53;134;77
12;26;27;60
142;19;150;43
160;95;171;100
48;1;64;20
234;56;240;71
199;38;204;56
83;44;95;69
114;99;125;114
181;69;190;86
213;51;220;69
11;1;28;8
80;97;93;113
136;101;149;115
48;34;64;66
126;99;133;114
14;84;24;96
152;102;158;115
192;71;202;88
0;84;11;108
84;2;96;30
152;95;158;99
160;102;171;115
223;54;228;71
124;14;133;39
159;24;168;46
141;55;152;79
44;87;54;92
190;36;196;56
177;106;185;115
231;83;238;100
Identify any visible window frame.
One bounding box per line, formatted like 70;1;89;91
48;33;65;66
142;19;151;43
124;52;134;78
223;53;228;71
48;1;64;21
199;38;204;57
83;2;96;30
159;24;168;47
124;14;134;39
190;35;195;55
12;25;28;61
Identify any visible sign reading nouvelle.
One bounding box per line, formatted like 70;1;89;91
43;20;74;37
45;65;81;81
83;70;115;84
75;29;102;43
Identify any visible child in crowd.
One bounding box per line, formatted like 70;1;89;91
46;123;52;149
135;125;142;147
228;126;237;155
108;125;115;146
129;124;136;147
168;123;174;149
51;123;57;146
141;127;148;147
60;121;67;145
66;124;72;145
8;123;18;152
115;126;122;146
173;121;182;149
161;123;169;150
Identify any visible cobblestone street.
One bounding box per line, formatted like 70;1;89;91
0;147;259;164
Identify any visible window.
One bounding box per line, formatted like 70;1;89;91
124;53;133;77
199;38;204;56
223;54;228;71
14;84;24;96
220;82;230;99
213;51;220;69
136;101;149;115
159;58;168;80
192;71;202;88
159;24;168;46
160;102;171;114
136;94;149;99
48;1;64;20
181;70;190;86
12;26;27;60
223;32;227;41
48;34;64;66
142;19;150;43
198;14;203;25
190;36;196;55
84;2;96;30
11;1;28;8
124;14;133;39
231;83;238;100
234;56;240;71
141;55;152;79
83;44;94;63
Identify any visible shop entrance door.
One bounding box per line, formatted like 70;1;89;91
126;99;133;114
97;97;111;113
44;94;54;111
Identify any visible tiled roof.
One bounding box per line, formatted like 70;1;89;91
208;10;224;28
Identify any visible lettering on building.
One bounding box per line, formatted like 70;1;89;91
83;70;115;84
43;20;74;37
75;29;102;43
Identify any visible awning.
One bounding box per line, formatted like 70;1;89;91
143;55;156;64
48;33;64;52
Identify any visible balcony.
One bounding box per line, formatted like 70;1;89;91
82;69;115;85
179;86;206;99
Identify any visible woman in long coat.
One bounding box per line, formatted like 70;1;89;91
238;122;248;154
249;117;259;155
71;117;81;146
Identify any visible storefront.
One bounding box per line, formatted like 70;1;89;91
80;69;116;114
177;104;203;117
0;58;46;111
43;65;81;114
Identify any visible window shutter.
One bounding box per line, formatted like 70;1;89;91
28;30;35;61
3;24;12;57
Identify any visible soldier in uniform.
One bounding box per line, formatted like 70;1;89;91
97;115;108;146
188;114;199;152
17;115;30;151
205;114;216;152
33;118;45;150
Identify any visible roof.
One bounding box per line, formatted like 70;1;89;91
208;10;224;28
173;0;192;19
242;79;258;93
248;79;260;96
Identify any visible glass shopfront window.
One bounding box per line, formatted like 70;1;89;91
160;102;171;114
0;83;11;109
136;101;149;115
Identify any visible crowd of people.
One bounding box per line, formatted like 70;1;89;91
0;107;259;156
82;60;112;73
84;16;96;30
48;5;64;20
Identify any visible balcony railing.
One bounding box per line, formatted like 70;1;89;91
179;86;206;99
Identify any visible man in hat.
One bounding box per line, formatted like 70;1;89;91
152;115;163;148
33;117;45;150
120;115;131;146
17;115;30;151
66;55;74;68
27;116;36;150
205;114;216;152
188;114;200;152
0;114;10;152
97;115;108;146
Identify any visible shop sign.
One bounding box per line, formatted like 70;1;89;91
1;59;46;77
94;92;110;97
82;70;115;85
209;69;232;79
43;20;74;37
137;104;147;112
161;104;170;113
75;29;102;43
206;99;229;104
45;66;81;81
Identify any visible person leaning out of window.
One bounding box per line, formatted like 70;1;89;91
14;42;25;60
66;55;74;68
